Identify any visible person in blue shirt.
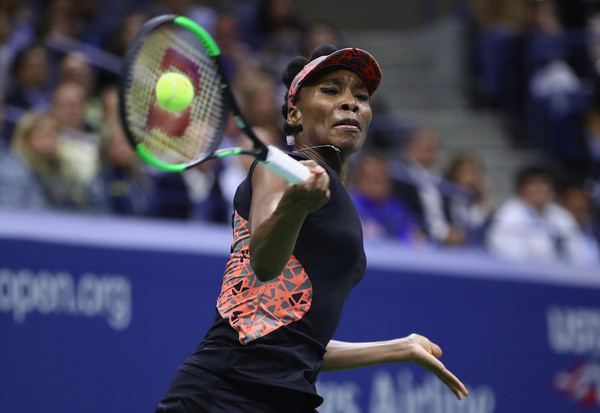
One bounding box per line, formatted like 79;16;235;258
351;152;425;243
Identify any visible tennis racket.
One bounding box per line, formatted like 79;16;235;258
118;14;311;184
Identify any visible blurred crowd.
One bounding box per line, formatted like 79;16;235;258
458;0;600;265
0;0;599;267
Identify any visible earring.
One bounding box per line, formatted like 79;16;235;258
286;135;295;145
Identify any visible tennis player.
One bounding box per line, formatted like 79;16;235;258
155;44;468;413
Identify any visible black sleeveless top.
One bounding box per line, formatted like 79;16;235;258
184;157;366;407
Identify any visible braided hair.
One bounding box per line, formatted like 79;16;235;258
280;44;338;136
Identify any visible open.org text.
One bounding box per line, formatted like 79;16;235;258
0;267;132;331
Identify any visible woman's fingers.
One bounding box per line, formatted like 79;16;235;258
290;161;330;211
435;365;469;400
409;335;468;400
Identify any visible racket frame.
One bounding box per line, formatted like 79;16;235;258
119;15;270;171
119;15;310;184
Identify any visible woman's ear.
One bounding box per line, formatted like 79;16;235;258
287;105;301;128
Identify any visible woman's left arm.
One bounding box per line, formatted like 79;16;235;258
322;334;469;400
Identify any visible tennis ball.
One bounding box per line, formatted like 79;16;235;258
155;72;194;111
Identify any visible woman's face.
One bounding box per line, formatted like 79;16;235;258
406;129;439;169
19;47;49;89
291;69;372;154
454;160;480;190
27;117;59;161
355;156;390;202
245;85;277;126
52;83;86;129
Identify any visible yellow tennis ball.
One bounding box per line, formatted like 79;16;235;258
155;72;194;111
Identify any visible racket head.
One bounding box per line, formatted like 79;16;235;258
119;15;229;172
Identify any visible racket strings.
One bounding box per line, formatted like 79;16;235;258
124;22;227;165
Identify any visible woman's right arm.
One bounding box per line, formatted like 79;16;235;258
248;160;330;282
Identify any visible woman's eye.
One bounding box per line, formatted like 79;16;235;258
320;87;338;95
355;93;369;101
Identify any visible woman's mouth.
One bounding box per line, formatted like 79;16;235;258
333;119;361;131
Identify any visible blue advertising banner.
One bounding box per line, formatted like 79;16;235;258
1;211;599;413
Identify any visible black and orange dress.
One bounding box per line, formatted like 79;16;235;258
155;158;366;413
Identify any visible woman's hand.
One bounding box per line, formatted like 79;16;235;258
403;333;469;400
323;334;469;401
279;160;330;214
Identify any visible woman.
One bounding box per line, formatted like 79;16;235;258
0;111;49;209
9;110;104;211
156;45;468;413
350;152;425;243
445;152;493;246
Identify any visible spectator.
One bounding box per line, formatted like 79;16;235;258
4;44;52;118
51;80;93;132
523;0;591;176
585;73;600;182
215;120;284;224
553;0;596;82
50;80;101;189
486;165;585;264
0;0;35;94
181;160;229;224
0;93;5;150
4;110;101;211
390;127;466;246
237;72;284;147
300;20;342;58
38;0;81;48
103;9;149;59
38;0;111;48
464;0;529;109
252;0;305;78
58;51;102;131
95;84;195;221
555;0;600;31
218;115;262;210
213;10;252;80
0;111;48;210
151;170;193;220
586;85;600;216
176;116;232;224
251;0;304;48
155;0;217;34
557;180;600;265
97;9;149;86
99;122;197;221
445;152;493;246
350;153;425;244
59;52;96;96
99;121;156;217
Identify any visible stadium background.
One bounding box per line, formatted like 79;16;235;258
1;1;600;412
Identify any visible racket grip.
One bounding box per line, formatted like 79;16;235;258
262;145;312;184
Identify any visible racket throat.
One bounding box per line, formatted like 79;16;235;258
255;146;269;162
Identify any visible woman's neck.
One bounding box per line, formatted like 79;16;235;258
292;142;349;181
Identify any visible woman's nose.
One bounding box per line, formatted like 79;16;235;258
340;91;358;112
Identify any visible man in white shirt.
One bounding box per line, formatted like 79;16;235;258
486;166;588;264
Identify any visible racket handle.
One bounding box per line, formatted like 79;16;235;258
262;145;312;184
